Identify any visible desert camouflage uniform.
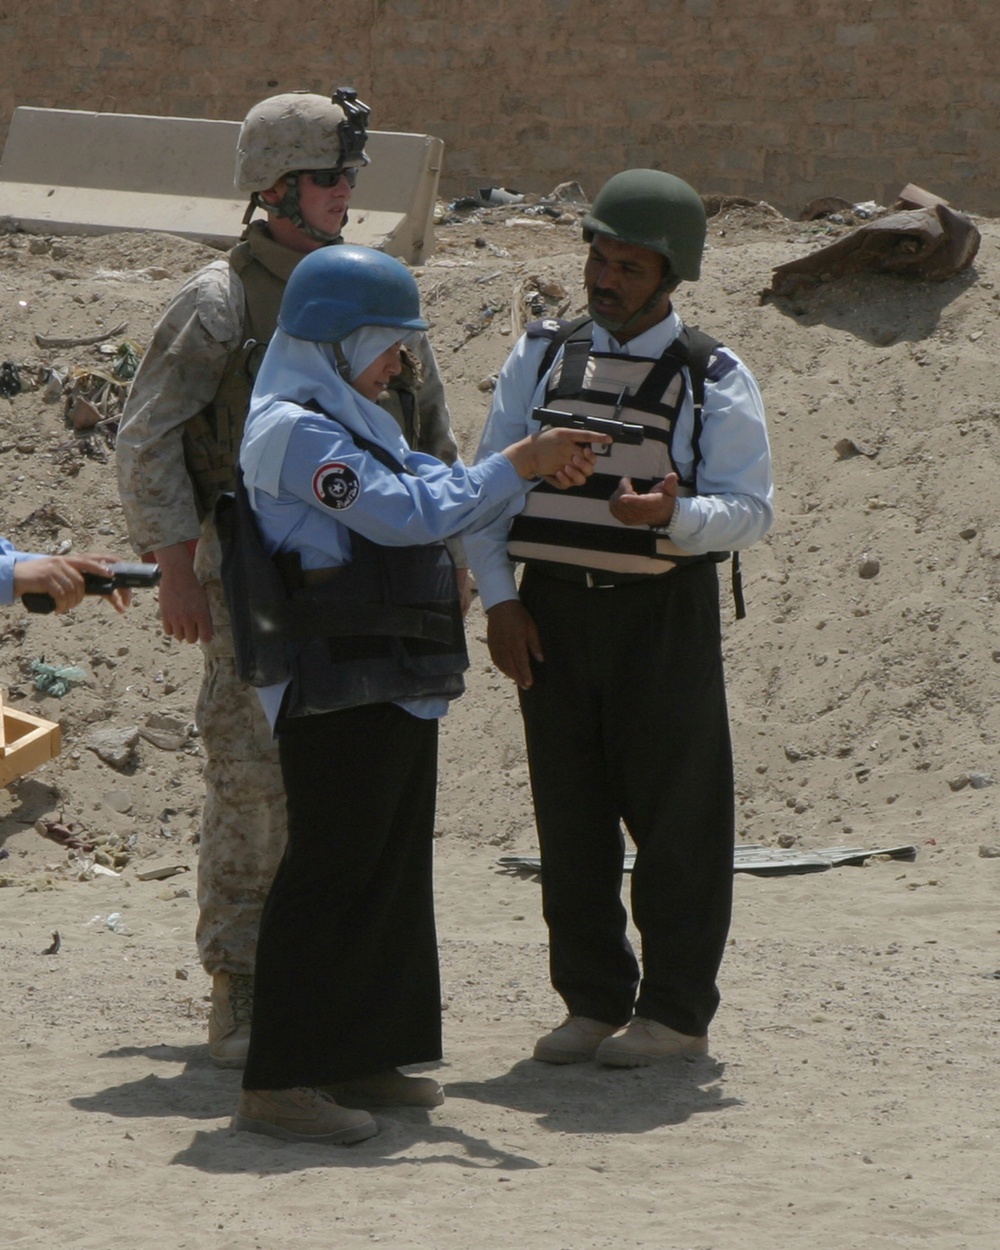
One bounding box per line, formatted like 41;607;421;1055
116;221;460;977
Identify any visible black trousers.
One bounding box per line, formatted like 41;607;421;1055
518;562;734;1038
243;702;442;1090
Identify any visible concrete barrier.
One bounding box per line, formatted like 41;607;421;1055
0;106;443;264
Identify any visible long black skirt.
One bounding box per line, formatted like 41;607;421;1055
242;702;442;1089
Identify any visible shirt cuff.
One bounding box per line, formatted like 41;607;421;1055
652;498;687;539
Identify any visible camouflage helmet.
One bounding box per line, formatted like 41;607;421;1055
582;169;707;282
235;89;369;193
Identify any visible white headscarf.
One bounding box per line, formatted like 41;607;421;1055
241;327;411;502
339;325;410;382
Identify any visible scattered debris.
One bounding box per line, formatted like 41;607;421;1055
31;660;87;697
135;862;190;882
86;912;129;934
0;361;23;398
510;273;571;337
454;303;502;351
895;182;951;211
704;194;776;217
547;180;588;204
979;845;1000;858
500;843;918;878
61;340;142;431
799;196;885;225
68;395;103;430
948;772;996;792
41;931;61;955
478;187;524;206
35;819;95;852
766;203;981;298
34;319;128;350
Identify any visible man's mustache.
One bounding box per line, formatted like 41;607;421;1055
590;286;622;306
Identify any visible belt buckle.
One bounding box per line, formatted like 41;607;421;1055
584;571;614;589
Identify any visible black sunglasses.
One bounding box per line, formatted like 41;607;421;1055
306;167;359;188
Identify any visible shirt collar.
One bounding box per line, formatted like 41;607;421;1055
590;307;683;357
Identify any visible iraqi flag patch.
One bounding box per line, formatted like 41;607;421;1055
312;461;360;511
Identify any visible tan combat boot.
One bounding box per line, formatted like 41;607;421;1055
234;1088;377;1144
208;971;253;1069
532;1015;619;1064
319;1068;444;1108
595;1017;709;1067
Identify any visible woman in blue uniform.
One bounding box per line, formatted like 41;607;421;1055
232;244;607;1144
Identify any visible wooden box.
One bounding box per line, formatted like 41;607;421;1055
0;699;61;787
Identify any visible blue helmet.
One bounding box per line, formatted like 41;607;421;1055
278;244;428;342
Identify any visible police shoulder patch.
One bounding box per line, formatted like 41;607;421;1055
312;461;360;510
525;318;566;339
705;347;739;383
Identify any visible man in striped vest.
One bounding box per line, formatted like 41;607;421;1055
466;169;774;1066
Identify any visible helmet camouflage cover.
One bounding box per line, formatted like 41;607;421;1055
235;88;370;193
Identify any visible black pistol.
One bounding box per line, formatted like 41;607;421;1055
22;562;162;614
533;406;644;452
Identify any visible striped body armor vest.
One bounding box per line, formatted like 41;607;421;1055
507;318;725;577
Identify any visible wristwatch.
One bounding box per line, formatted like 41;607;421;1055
650;501;681;537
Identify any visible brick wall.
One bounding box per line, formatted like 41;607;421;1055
2;0;997;215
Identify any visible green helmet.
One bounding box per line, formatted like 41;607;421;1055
582;169;707;282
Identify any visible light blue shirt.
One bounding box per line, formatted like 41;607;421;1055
464;310;774;609
242;393;529;727
0;537;43;606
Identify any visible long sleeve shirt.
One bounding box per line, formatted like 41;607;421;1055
0;537;43;606
464;309;774;609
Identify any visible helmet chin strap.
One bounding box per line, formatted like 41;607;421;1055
589;273;675;338
243;172;346;244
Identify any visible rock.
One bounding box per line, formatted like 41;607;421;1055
85;726;140;771
104;789;133;814
68;395;102;430
968;772;995;789
978;845;1000;858
858;556;880;579
139;713;189;752
835;437;877;459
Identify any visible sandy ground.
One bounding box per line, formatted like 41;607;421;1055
0;198;998;1249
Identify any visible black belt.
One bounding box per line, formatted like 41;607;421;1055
527;561;666;590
